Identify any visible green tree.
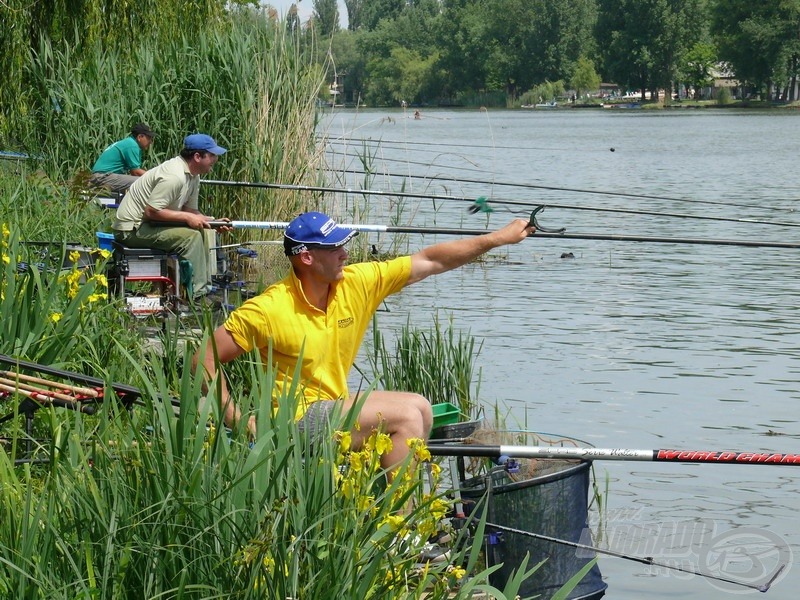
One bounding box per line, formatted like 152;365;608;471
330;30;369;104
711;0;800;100
313;0;340;36
436;0;596;105
344;0;366;30
570;55;602;98
680;41;716;98
434;1;491;100
527;0;598;84
347;0;445;104
365;46;442;105
596;0;705;101
360;0;406;30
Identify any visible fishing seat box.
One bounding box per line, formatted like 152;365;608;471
109;241;180;315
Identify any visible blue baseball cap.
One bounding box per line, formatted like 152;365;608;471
183;133;227;155
283;212;359;256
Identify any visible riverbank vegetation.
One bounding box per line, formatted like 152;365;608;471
0;167;546;597
306;0;800;108
0;2;599;596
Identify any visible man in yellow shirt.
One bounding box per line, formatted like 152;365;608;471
193;211;534;472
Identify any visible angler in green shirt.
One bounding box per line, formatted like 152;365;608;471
90;123;154;193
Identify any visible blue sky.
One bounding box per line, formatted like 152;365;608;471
266;1;349;27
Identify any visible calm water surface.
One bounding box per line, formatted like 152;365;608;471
320;108;800;598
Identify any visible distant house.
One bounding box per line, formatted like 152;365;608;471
708;63;740;99
599;82;621;98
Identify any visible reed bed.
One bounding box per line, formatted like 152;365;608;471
368;315;482;419
9;11;326;233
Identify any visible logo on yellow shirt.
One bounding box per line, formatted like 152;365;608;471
338;317;354;328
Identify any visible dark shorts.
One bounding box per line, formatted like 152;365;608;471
296;400;338;442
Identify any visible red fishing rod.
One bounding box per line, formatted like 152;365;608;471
427;444;800;466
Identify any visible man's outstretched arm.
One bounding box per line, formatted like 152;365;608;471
407;218;533;285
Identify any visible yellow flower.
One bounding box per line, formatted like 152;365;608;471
406;437;432;462
97;248;112;260
49;312;63;323
69;250;81;264
340;477;355;499
447;565;466;580
379;514;406;531
429;497;450;521
336;430;352;454
374;432;392;456
61;268;82;299
2;254;8;265
349;450;365;472
356;493;374;512
262;555;275;571
91;273;108;289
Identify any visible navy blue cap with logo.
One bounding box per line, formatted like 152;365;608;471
283;212;359;256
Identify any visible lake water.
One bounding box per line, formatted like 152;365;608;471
320;107;800;599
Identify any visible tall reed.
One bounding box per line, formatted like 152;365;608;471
14;12;325;229
368;314;482;418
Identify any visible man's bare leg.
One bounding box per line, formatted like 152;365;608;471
343;390;432;472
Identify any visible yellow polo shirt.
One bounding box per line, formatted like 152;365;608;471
224;256;412;419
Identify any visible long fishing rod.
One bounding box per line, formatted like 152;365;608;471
322;167;799;214
205;219;800;250
427;444;800;466
483;521;784;593
0;354;180;411
202;179;800;229
319;135;569;154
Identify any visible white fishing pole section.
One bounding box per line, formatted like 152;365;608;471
220;220;391;233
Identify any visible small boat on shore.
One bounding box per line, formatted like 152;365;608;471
522;101;558;109
601;102;641;109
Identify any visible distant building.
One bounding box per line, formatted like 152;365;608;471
708;64;740;99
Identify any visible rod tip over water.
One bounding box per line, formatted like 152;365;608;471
757;563;786;593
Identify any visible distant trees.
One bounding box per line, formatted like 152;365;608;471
344;0;366;31
312;0;340;37
711;0;800;100
571;56;602;99
595;0;706;101
304;0;800;106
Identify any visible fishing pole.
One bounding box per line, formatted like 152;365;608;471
322;167;799;214
204;218;800;250
319;135;569;154
427;444;800;466
0;354;180;412
202;179;800;228
483;521;785;593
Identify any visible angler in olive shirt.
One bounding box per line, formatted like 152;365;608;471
112;133;231;299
